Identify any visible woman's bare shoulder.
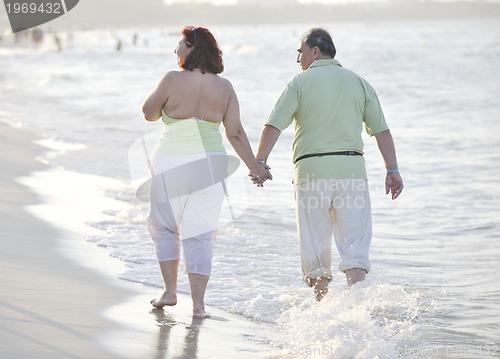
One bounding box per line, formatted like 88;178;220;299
214;75;235;92
157;70;181;87
216;74;233;85
164;70;183;80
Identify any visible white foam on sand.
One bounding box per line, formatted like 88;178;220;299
14;134;132;278
35;137;87;152
18;167;131;278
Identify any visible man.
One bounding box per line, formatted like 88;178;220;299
253;28;403;301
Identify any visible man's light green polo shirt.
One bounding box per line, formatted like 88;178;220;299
266;59;389;184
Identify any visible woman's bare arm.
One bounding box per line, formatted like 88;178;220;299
142;72;173;121
222;85;271;184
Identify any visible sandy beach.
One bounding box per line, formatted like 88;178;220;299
0;122;274;359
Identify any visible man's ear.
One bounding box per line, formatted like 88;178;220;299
313;46;320;58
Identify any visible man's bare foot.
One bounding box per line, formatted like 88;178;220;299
192;307;211;319
150;291;177;309
313;277;329;301
345;268;366;288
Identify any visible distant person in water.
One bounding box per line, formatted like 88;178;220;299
142;26;271;318
32;28;44;45
252;28;403;301
116;38;122;52
54;33;62;52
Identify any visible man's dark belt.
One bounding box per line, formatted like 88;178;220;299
293;151;363;164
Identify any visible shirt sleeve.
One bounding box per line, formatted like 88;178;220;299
266;77;300;132
362;79;389;136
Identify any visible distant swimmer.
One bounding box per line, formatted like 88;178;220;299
32;28;44;44
54;33;62;52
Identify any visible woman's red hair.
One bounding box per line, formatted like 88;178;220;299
180;26;224;74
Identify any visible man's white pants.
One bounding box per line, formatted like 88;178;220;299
294;179;372;285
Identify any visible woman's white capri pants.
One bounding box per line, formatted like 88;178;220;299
147;153;226;276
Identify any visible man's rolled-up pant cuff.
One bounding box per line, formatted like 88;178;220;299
339;259;371;274
303;267;333;287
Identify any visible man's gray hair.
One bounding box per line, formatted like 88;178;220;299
302;28;336;59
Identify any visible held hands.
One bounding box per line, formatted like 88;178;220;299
385;172;404;200
249;162;273;187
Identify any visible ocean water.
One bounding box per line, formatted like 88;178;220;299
1;18;499;358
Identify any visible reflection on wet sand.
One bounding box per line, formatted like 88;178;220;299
151;309;203;359
101;293;274;358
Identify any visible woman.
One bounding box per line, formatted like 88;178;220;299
142;26;270;318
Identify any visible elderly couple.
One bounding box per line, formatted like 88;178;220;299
142;26;403;318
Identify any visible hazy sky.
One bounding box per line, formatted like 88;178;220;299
163;0;500;4
162;0;390;5
164;0;235;4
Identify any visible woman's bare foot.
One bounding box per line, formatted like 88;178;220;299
188;273;210;318
150;291;177;309
192;306;211;319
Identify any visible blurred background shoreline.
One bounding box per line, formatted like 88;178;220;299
2;0;500;34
